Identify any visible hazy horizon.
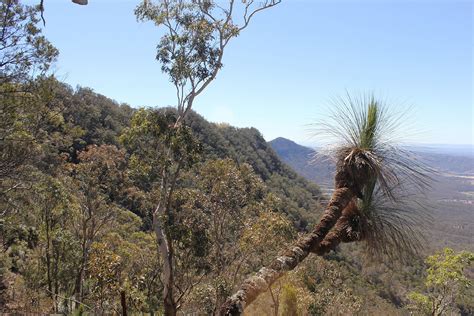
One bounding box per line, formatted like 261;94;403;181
270;136;474;156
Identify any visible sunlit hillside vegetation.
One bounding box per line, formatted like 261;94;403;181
1;1;472;315
2;75;472;315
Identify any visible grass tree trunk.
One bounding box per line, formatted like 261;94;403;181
314;200;362;255
219;184;356;315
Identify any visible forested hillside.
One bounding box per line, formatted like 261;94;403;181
186;115;324;229
1;77;406;314
2;1;472;315
269;137;334;190
3;77;472;315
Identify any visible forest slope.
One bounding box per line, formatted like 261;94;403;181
1;80;409;314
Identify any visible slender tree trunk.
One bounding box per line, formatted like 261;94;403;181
219;187;355;315
73;269;83;311
268;282;280;316
153;204;177;316
120;290;127;316
45;216;54;304
74;262;85;308
53;246;60;313
74;234;90;310
163;242;176;316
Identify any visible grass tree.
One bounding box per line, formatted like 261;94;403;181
220;94;432;315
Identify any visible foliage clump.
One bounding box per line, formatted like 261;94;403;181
408;248;474;316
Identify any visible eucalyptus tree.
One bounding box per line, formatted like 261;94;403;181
408;248;474;316
69;145;129;306
164;159;297;315
0;0;58;196
128;1;282;314
33;175;79;312
135;0;281;125
0;0;57;85
221;95;432;315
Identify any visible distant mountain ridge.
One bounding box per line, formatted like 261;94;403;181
269;137;474;184
269;137;334;189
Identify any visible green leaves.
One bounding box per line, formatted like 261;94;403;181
174;158;298;313
359;99;378;150
121;108;201;189
408;248;474;316
136;1;224;86
0;0;58;84
136;0;281;121
425;248;474;289
407;292;432;315
240;209;296;260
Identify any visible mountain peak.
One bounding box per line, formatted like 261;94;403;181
270;136;293;142
269;136;315;159
269;137;302;148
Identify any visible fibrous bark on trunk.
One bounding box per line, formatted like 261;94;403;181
314;200;363;255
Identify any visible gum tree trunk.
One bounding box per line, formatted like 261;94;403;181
153;202;177;316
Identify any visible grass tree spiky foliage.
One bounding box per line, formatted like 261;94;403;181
318;94;432;261
356;184;428;262
319;94;431;197
220;94;432;315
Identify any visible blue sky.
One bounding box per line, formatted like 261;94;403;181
35;0;472;145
